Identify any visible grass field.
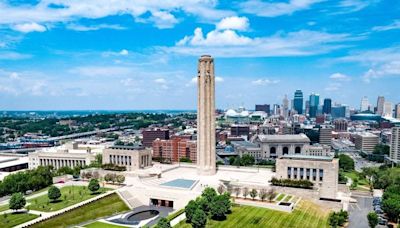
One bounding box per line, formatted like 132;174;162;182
30;193;129;228
0;203;9;212
0;213;39;228
283;195;292;202
176;200;329;228
84;221;127;228
28;186;109;212
343;171;369;186
276;193;286;201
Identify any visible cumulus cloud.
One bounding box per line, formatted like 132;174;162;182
12;22;47;33
362;61;400;83
154;78;167;84
329;73;351;81
216;16;249;31
0;1;233;29
251;79;279;85
324;82;342;91
70;66;133;77
171;27;355;57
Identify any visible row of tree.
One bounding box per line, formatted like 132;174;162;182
184;187;231;228
0;166;53;197
271;178;314;189
328;210;348;228
104;173;125;184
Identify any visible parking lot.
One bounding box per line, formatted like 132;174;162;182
349;196;387;228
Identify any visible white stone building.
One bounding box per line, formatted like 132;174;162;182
102;145;152;171
255;134;311;159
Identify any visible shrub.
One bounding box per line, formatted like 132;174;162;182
9;192;26;211
250;189;258;200
271;178;313;189
155;217;171;228
88;179;100;194
367;212;378;228
48;186;61;202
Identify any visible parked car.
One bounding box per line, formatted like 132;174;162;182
378;218;387;225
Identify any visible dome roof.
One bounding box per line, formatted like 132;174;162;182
226;109;239;117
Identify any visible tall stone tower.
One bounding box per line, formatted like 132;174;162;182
197;55;216;175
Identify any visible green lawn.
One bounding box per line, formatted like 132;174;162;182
176;200;329;228
343;171;369;186
0;212;39;228
0;203;9;212
276;193;286;201
84;221;127;228
28;185;109;212
30;193;129;228
283;195;293;202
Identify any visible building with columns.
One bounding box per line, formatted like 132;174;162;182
197;55;216;175
28;142;102;169
276;155;339;199
255;134;311;159
103;145;152;171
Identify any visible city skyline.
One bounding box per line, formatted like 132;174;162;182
0;1;399;110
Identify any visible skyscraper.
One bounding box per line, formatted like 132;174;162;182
383;101;393;117
309;93;320;118
255;104;270;114
360;96;370;111
293;90;303;114
395;104;400;119
323;98;332;114
282;94;289;118
376;96;385;116
197;55;216;175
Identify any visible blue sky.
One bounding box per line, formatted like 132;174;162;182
0;0;399;110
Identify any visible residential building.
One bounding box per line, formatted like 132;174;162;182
142;128;169;148
276;155;339;199
353;132;379;154
152;138;197;163
390;127;400;164
103;145;152;171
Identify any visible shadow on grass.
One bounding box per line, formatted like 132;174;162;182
50;199;62;203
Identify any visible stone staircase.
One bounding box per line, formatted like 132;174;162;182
117;189;142;209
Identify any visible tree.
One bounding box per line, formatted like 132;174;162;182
9;192;26;211
233;187;241;198
338;154;354;172
267;188;276;202
259;189;267;201
217;184;225;194
382;197;400;222
367;212;378;228
243;187;249;199
210;195;229;220
116;175;125;184
185;200;198;223
155;217;171;228
250;189;258;200
241;154;255;166
88;179;100;194
191;208;207;228
48;186;61;202
201;187;217;206
328;212;339;228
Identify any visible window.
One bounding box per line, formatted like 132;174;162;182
295;146;301;154
270;147;276;154
283;146;289;155
306;168;310;180
294;167;298;179
313;169;317;181
319;169;324;181
300;168;304;179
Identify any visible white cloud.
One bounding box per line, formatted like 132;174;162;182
362;61;400;83
329;73;351;81
66;23;126;31
239;0;323;17
70;66;132;77
9;72;20;79
216;16;249;31
215;77;224;82
0;1;233;29
372;20;400;32
251;79;280;85
120;78;135;86
119;49;129;56
154;78;167;84
0;51;32;60
171;27;355;57
337;0;379;13
12;22;46;33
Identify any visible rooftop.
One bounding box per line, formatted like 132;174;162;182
231;141;260;149
280;154;335;161
257;134;310;143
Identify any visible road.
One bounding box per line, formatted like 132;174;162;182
348;195;386;228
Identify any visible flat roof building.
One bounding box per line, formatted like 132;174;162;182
28;142;103;169
390;127;400;164
255;134;311;159
103;145;152;171
152;138;196;163
276;155;339;199
142;128;169;148
353;132;379;154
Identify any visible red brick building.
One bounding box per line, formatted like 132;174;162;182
152;138;196;163
142;128;169;148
